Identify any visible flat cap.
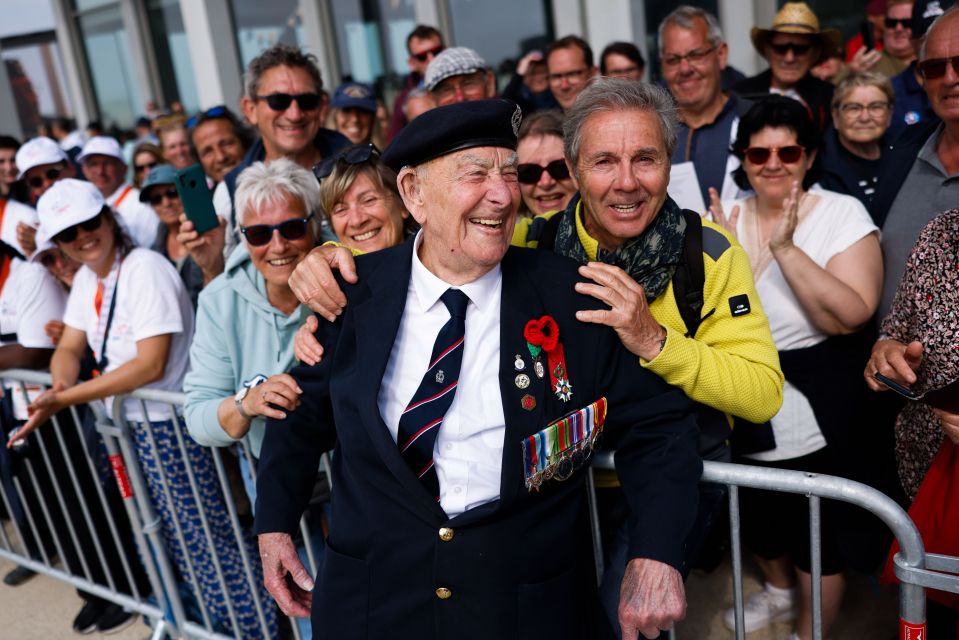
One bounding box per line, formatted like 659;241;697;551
424;47;488;91
381;99;522;172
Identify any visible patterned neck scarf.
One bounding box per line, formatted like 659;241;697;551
552;193;687;302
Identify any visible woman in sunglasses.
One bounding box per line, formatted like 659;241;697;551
710;96;882;640
17;178;277;639
131;142;164;189
515;110;576;217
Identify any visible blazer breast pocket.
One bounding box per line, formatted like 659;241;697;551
518;567;584;639
314;544;369;640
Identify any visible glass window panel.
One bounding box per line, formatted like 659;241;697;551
147;0;199;113
2;39;74;136
229;0;306;70
330;0;415;86
77;4;140;128
73;0;115;12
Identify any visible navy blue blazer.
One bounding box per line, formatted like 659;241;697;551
254;240;701;640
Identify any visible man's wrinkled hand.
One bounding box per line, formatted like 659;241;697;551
289;245;358;321
258;532;313;618
618;558;686;639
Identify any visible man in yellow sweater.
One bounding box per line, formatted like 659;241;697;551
290;79;783;638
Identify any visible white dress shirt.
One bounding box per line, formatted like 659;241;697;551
377;233;506;517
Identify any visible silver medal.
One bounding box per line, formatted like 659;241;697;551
514;355;525;371
515;373;531;389
534;361;545;379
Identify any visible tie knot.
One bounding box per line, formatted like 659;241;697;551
441;289;470;319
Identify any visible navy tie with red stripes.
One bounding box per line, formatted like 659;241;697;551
396;288;470;500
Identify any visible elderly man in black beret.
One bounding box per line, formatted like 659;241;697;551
253;98;702;639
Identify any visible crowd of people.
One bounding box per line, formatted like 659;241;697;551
0;0;957;638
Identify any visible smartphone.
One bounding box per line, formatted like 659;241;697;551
175;164;219;234
861;21;876;52
873;372;919;399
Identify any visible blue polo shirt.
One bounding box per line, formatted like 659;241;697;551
889;63;933;141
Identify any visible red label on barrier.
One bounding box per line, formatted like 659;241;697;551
109;454;134;499
900;619;926;640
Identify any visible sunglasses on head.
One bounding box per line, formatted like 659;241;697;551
312;144;380;181
186;105;228;129
148;188;180;206
411;44;444;62
884;17;910;29
768;42;813;56
135;160;158;174
255;93;322;112
743;145;805;165
918;55;959;80
240;214;313;246
52;209;104;244
27;167;62;189
517;160;571;185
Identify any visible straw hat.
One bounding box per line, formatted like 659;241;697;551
750;2;843;64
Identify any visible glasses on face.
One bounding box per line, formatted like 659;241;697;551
26;167;62;189
186;105;228;129
433;73;487;101
517;160;571;185
661;46;717;68
744;145;805;165
411;44;444;62
547;68;589;85
148;188;180;206
606;65;640;78
839;101;890;117
884;17;910;29
768;42;813;57
135;160;158;174
255;93;322;112
918;55;959;80
312;144;380;181
240;214;313;247
52;210;104;244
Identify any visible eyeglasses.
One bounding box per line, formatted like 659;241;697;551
884;17;910;29
52;210;104;244
411;44;444;62
433;73;487;101
39;250;68;269
606;65;641;78
839;101;890;117
517;160;571;184
768;42;813;57
744;145;805;165
547;68;589;85
255;93;322;112
240;214;313;246
187;105;228;129
148;188;180;206
26;167;62;189
312;143;380;181
661;46;717;68
135;161;158;174
918;55;959;80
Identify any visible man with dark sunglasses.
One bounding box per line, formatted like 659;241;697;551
870;5;959;319
387;24;445;142
732;2;839;132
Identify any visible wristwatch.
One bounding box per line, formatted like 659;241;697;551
235;387;254;420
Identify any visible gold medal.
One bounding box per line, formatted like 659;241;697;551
515;373;530;389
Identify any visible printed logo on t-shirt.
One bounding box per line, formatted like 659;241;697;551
728;294;751;317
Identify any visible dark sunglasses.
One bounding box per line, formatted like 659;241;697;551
148;188;180;206
135;160;159;173
411;44;444;62
884;17;910;29
240;214;313;246
52;210;104;244
517;160;571;185
187;105;228;129
744;145;805;165
312;144;380;181
27;167;62;189
918;55;959;80
768;42;813;56
255;93;322;112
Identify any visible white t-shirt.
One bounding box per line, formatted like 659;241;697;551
0;260;66;419
726;189;878;461
1;198;39;257
63;248;194;420
106;184;159;248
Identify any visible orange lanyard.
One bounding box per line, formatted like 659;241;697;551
113;185;133;209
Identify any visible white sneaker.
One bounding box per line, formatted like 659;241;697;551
723;584;797;633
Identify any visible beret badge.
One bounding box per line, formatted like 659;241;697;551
511;104;523;137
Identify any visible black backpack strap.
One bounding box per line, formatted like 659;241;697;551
673;209;706;337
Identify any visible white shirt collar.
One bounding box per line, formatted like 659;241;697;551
410;230;502;315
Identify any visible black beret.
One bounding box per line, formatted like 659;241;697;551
381;98;522;172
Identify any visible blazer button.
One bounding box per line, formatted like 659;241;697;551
438;527;455;542
435;587;452;600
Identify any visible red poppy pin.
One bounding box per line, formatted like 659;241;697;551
524;315;573;402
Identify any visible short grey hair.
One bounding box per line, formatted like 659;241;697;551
563;78;679;166
919;5;959;61
658;5;724;53
234;158;321;228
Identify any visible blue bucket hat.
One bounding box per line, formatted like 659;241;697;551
139;164;178;201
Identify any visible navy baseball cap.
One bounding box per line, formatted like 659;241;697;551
331;82;377;113
381;99;522;172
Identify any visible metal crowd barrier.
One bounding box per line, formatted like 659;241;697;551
0;369;330;640
591;452;959;640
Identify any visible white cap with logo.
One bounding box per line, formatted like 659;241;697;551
15;137;69;179
36;178;105;243
77;136;126;164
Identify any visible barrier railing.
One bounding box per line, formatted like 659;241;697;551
591;452;959;640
